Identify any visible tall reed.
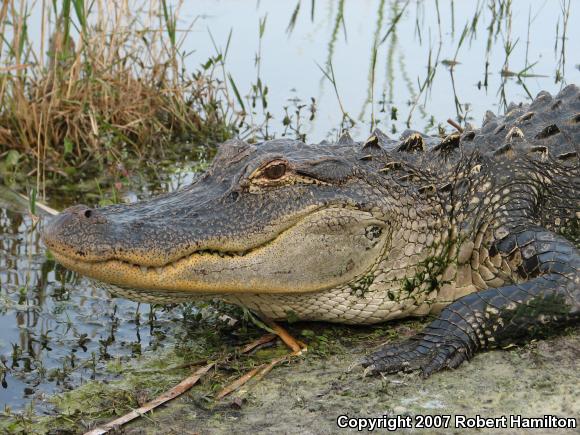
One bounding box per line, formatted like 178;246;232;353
0;0;239;194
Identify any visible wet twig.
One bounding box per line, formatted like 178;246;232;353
447;118;464;133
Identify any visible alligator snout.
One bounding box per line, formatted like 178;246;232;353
44;204;107;238
42;200;224;267
42;204;111;261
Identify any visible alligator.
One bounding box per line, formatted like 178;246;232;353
43;85;580;376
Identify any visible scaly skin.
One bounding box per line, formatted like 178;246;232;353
43;85;580;376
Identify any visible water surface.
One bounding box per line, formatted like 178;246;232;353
183;0;579;140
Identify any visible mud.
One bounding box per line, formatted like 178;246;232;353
118;327;579;435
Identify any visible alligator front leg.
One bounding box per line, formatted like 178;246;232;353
362;228;580;377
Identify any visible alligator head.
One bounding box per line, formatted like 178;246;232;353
43;137;408;298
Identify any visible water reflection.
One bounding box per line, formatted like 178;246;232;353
0;177;200;412
183;0;578;139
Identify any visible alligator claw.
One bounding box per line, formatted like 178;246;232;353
361;334;470;378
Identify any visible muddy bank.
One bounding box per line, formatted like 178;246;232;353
119;327;579;435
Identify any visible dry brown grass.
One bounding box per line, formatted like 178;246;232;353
0;0;239;192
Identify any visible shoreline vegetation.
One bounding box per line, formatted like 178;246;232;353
0;0;245;198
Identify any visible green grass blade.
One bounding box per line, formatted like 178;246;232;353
228;73;246;112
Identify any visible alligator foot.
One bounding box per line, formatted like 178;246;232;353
363;227;579;377
361;331;471;378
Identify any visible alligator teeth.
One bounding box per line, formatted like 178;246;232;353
140;266;148;273
155;267;163;275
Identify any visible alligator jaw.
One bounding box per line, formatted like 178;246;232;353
49;249;283;294
47;207;390;295
49;238;293;294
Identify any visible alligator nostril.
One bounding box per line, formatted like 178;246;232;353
84;209;92;218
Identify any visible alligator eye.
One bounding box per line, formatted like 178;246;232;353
262;163;286;180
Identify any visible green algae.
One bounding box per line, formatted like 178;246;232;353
1;315;577;434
